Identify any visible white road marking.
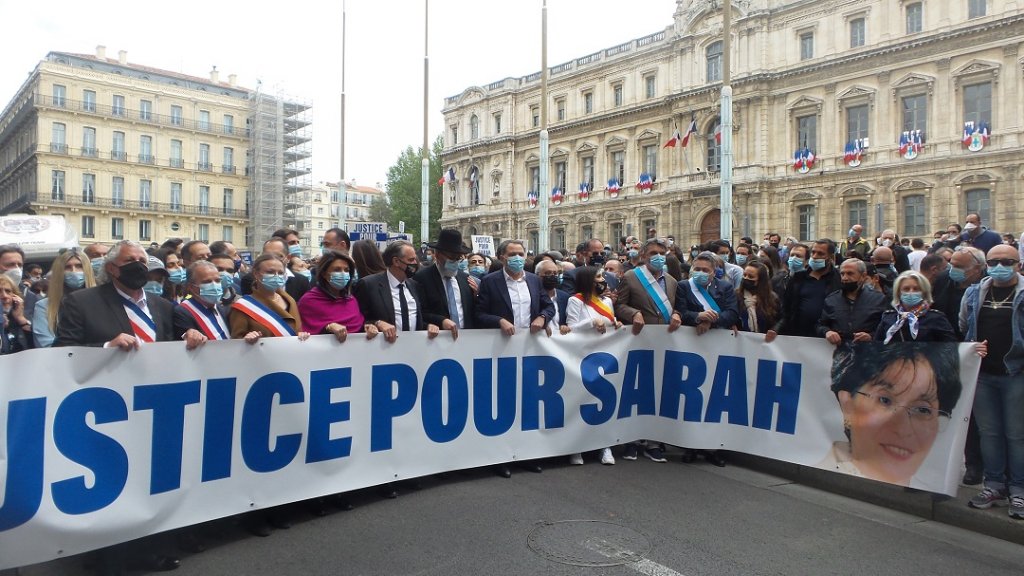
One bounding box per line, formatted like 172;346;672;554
584;537;686;576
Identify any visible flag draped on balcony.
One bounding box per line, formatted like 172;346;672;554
578;182;591;201
962;121;990;151
527;190;538;208
899;130;925;159
843;139;866;167
607;178;622;198
551;186;564;205
636;173;653;192
792;146;815;172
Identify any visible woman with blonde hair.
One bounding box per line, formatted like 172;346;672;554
32;249;96;347
873;270;956;343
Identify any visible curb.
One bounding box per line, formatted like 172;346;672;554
729;453;1024;546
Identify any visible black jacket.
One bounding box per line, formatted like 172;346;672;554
873;308;957;343
816;288;888;341
774;266;842;336
413;265;476;329
929;270;968;339
54;283;175;346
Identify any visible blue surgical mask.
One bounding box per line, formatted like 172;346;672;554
64;271;85;289
557;273;564;285
458;259;469;272
329;271;351;290
987;264;1016;282
91;260;103;276
143;280;164;295
714;267;725;279
220;271;235;290
648;254;666;271
948;266;967;283
288;245;302;257
690;271;710;286
628;249;639;260
735;255;748;266
198;281;224;305
168;268;187;285
443;259;460;276
788;257;805;272
900;291;924;307
261;273;286;291
506;255;526;273
470;266;486;279
296;269;312;281
808;258;827;271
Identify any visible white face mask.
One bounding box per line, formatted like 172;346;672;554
3;267;23;287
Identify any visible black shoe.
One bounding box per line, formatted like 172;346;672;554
496;465;512;478
518;462;543;473
330;495;354;511
377;484;399;499
267;512;291;530
244;517;272;538
128;554;181;572
706;451;727;468
176;531;206;553
963;467;983;486
307;497;329;517
680;448;697;464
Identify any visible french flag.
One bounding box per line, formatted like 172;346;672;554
680;117;698;148
663;127;683;148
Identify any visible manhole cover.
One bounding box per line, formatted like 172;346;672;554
527;520;653;567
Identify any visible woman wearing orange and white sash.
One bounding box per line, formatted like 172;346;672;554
229;254;311;343
563;266;621;466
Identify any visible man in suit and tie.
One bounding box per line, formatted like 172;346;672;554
53;239;182;574
613;237;683;463
414;229;475;338
173;261;232;344
475;239;555;477
355;239;438;342
535;258;570;328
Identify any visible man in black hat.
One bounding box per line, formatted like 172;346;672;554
414;229;476;338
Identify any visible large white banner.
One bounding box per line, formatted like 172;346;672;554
0;329;979;569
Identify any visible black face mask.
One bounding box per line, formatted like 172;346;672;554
404;263;419;277
841;281;860;294
541;275;559;290
589;252;605;266
741;279;757;292
117;261;150;290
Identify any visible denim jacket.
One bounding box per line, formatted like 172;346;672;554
959;274;1024;375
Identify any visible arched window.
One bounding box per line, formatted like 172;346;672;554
965;188;991;226
470;115;479;140
706;42;723;83
706;118;721;172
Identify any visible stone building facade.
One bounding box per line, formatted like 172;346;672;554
438;0;1023;251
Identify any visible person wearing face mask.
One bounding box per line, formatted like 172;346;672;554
959;244;1024;518
736;261;780;335
838;225;871;264
243;238;312;303
535;260;570;331
298;250;378;340
414;229;477;339
769;243;806;302
960;212;1002;254
143;256;173;302
467;252;490;281
771;239;842;339
173;261;232;347
0;243;25;293
624;239;643;271
354;240;436;347
816;259;887;346
230;253;311;345
289;256;312;282
710;240;744;289
83;242;110;280
208;253;241;304
874;270;956;345
272;228;305;258
733;243;753;268
875;229;911;273
931;247;985;339
868;246;898;300
562;238;617;293
0;274;32;354
157;250;188;302
32;249;97;348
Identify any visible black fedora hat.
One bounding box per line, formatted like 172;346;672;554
427;229;471;254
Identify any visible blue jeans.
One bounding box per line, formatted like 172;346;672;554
973;372;1024;495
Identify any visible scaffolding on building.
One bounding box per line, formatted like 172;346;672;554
246;84;313;249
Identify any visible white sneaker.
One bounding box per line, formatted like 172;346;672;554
569;453;584;466
600;448;615;465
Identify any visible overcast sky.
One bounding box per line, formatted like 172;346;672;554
0;0;677;189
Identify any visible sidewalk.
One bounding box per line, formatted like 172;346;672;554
729;452;1024;546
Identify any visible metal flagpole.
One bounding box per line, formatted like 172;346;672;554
720;0;734;242
339;0;347;234
420;0;430;246
538;0;550;253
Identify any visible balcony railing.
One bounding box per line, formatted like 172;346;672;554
17;190;250;218
138;154;155;165
169;158;184;168
80;147;97;157
110;150;126;161
198;162;213;172
222;165;235;174
50;143;67;154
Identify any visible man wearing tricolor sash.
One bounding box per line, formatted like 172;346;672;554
174;261;231;347
614;237;683;462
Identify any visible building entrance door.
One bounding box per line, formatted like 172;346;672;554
700;209;721;244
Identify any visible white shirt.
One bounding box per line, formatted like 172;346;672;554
565;295;614;331
387;270;418;330
114;285;151;316
444;273;465;328
907;249;927;272
504;270;532;329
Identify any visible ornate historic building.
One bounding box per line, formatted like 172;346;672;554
439;0;1022;250
0;47;313;250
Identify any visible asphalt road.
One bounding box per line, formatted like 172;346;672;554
18;451;1024;575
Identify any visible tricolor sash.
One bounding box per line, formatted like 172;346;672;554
180;299;230;340
231;295;296;337
689;280;721;313
634;266;672;322
575;294;615;323
121;297;157;343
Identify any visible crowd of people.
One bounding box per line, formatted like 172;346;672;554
0;212;1021;573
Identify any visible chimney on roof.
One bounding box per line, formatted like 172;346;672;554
210;66;219;83
228;74;237;88
118;50;127;65
96;45;107;60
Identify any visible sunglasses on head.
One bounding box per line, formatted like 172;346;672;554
987;258;1019;267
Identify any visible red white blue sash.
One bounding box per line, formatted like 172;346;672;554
231;295;296;337
180;299;229;340
121;297;157;343
634;266;672;322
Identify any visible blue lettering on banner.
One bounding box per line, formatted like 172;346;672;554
521;356;565;431
472;357;517;436
421;360;469;443
618;350;657;418
579;352;618;425
704;356;749;426
370;363;419;452
659;351;707;421
0;398;46;531
752;360;802;434
133;381;201;495
241;373;304;473
202;378;237;482
52;388;129;515
306;368;353;463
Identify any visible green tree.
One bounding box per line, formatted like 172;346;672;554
367;193;392;224
384;135;443;242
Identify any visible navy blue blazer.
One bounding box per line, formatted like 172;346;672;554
553;288;570;326
475;270;555;329
675;278;741;329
